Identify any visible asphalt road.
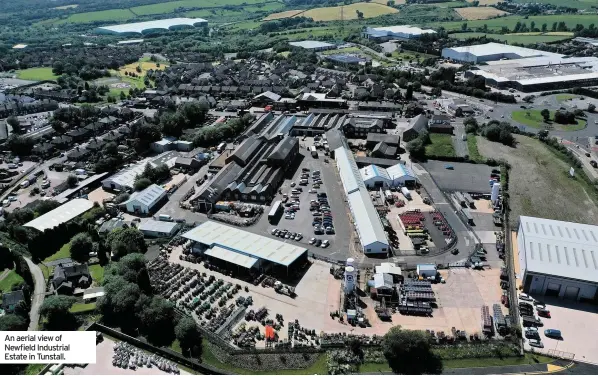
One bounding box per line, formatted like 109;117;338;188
451;120;468;158
25;257;45;331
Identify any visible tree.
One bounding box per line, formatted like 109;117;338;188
138;296;176;346
7;135;34;156
405;85;413;100
66;174;78;188
6;116;21;134
175;316;202;356
464;117;479;134
98;276;142;329
69;232;93;263
589;103;596;113
134;177;152;191
113;193;130;204
107;228;147;259
40;296;76;330
406;138;425;159
382;326;443;374
540;109;550;122
0;314;27;331
461;22;468;31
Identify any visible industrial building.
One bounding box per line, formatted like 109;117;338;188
123;184;167;215
363;26;436;41
182;221;308;274
95;18;208;35
290;111;348;136
464;55;598;92
289;40;336;51
24;199;94;232
517;216;598;302
102;152;177;191
336;146;390;255
360;163;416;188
326;54;370;66
441;42;561;64
138;219;180;238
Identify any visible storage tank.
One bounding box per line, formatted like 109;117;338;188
491;183;501;204
344;266;356;293
401;187;411;200
346;258;354;267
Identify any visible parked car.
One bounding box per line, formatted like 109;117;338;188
291;182;296;187
519;293;534;302
295;233;303;241
537;307;551;318
315;239;322;247
309;238;316;245
528;339;544;348
309;189;317;193
525;330;540;340
271;228;278;235
321;240;330;248
544;329;562;338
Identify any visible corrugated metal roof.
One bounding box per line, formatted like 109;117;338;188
335;146;365;194
182;221;307;266
138;219;179;234
205;246;258;269
126;184;166;207
519;216;598;283
24;199;94;232
373;273;394;289
386;163;416;180
348;188;389;249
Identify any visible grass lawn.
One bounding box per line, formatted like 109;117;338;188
512;110;587;131
54;8;136;24
16;67;58;81
443;353;554;368
119;61;169;77
89;264;105;284
321;46;361;55
43;242;71;263
425;134;456;158
40;264;50;281
467;135;484;162
201;340;328;375
392;49;437;61
556;94;578;102
25;364;47;375
0;270;24;293
70;302;97;313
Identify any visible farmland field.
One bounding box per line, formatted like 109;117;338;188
478;135;598;226
130;0;269;16
448;32;571;44
513;0;598;9
54;9;136;24
16;67;58;81
263;9;305;20
467;0;500;4
299;2;399;21
372;0;405;3
427;14;598;32
455;6;508;20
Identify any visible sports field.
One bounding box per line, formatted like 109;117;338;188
16;67;58;81
448;32;571;44
299;2;398;21
455;6;508;20
428;14;598;32
263;9;304;20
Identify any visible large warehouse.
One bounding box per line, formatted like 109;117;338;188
96;18;208;35
123;184;167;215
182;221;308;275
24;198;94;232
363;26;436;41
360;163;416;188
517;216;598;302
442;42;561;64
336;146;390;255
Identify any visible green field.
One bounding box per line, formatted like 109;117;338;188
555;94;578;102
55;8;136;24
425;134;456;158
43;242;71;263
131;0;269;16
392;49;438;61
16;67;58;81
448;32;571;44
513;0;598;9
466;135;484;162
0;270;25;293
512;110;587;131
427;14;598;32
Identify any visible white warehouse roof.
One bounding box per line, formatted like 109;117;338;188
445;42;560;59
366;25;436;37
124;184;166;208
138;219;179;234
289;40;335;49
386;163;416;180
519;216;598;284
360;164;391;183
335;146;365;194
182;221;307;266
348;188;389;250
97;18;208;34
24;199;94;232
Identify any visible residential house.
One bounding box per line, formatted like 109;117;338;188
52;262;92;295
402;114;428;142
1;290;25;313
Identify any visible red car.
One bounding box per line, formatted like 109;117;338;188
537;307;551;318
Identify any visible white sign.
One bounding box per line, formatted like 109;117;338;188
570;167;575;177
1;331;96;364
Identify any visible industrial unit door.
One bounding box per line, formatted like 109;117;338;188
546;283;561;297
564;286;580;300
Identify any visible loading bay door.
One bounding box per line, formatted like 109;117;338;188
564;286;580;300
546;283;561;297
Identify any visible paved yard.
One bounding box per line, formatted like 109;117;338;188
422;161;494;193
522;297;598;364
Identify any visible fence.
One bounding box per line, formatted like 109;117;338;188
546;349;575;360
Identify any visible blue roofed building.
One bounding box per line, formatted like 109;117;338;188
360;163;416;188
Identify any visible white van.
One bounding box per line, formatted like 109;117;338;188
158;214;173;222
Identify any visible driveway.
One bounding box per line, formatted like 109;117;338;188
451;120;468;158
25;257;45;331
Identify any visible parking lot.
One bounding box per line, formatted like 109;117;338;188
422;161;494;193
521;296;598;364
3;166;70;212
249;141;352;261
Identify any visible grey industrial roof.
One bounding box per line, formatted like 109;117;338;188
335;146;365;194
182;221;307;266
24;199;94;232
289;40;335;49
205;245;258;269
348;188;389;249
138;219;179;234
519;216;598;284
125;184;166;208
97;18;207;34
